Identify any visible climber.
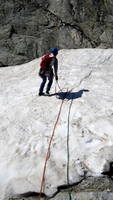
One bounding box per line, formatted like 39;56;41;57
38;48;59;96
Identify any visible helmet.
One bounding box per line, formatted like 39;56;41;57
50;48;59;56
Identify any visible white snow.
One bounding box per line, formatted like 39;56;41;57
0;49;113;199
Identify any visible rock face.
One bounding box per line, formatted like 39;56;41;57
1;49;113;199
0;0;113;66
7;177;113;200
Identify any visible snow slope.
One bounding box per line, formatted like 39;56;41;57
0;49;113;199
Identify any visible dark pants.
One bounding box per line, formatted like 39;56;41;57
39;73;53;93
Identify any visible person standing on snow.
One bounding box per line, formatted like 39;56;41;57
38;48;59;96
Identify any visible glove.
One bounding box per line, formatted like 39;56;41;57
55;75;58;81
39;68;45;77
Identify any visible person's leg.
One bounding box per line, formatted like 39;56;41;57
39;75;47;95
46;74;53;94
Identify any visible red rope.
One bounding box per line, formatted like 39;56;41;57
38;98;65;200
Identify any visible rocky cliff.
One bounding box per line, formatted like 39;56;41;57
0;0;113;66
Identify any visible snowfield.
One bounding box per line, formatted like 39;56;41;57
0;49;113;199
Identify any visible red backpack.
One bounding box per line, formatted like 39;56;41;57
40;54;54;71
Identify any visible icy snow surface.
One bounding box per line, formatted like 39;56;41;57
0;49;113;199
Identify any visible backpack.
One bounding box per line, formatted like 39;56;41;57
40;54;54;72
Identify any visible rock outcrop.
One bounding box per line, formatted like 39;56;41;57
0;0;113;66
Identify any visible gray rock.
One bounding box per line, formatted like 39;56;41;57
48;192;113;200
8;177;113;200
0;0;113;65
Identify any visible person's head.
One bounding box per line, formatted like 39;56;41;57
50;48;59;56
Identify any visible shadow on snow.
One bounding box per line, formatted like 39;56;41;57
50;89;89;100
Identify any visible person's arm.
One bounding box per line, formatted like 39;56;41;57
53;57;58;81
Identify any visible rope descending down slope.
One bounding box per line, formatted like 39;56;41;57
38;81;74;200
